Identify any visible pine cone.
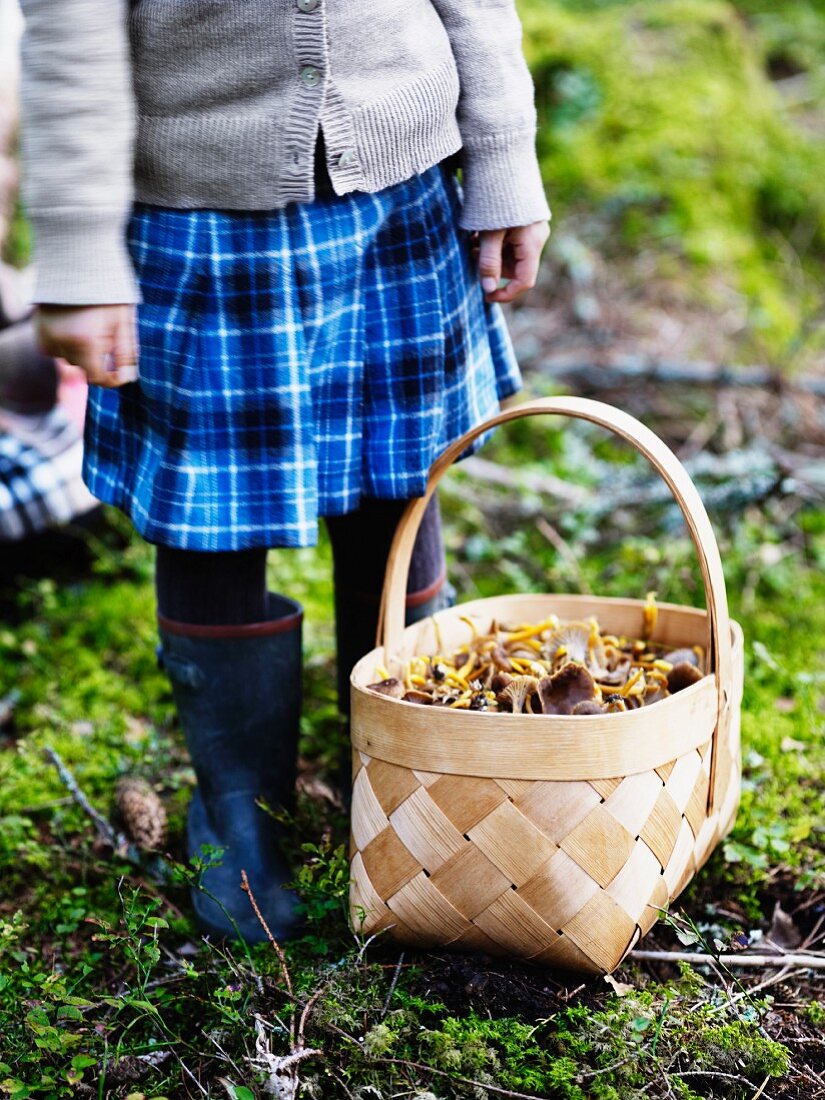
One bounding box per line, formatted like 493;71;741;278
115;777;167;850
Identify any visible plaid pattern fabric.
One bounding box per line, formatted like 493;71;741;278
84;163;522;550
0;407;98;541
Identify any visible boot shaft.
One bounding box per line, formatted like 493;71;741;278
158;593;303;804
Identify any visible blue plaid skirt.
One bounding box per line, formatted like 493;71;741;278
84;162;522;549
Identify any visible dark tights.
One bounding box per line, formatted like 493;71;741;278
154;495;446;626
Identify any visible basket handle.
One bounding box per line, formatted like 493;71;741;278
376;396;734;813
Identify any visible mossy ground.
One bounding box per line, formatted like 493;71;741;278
0;373;823;1098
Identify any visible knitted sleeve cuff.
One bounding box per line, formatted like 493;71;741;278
458;130;551;232
28;208;142;306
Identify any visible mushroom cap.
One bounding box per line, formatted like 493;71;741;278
663;647;701;668
497;674;540;714
571;700;604;716
666;662;704;693
592;658;632;686
367;678;405;699
490;645;513;672
490;671;514;695
402;689;433;705
536;662;599;715
642;684;670;707
542;621;602;665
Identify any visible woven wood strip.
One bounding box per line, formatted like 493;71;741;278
640;789;683;866
514;781;601;844
367;758;420;815
360;825;419;899
603;771;663;835
349;737;739;972
350;852;414;941
389;787;466;872
559;805;636;888
589;777;622;799
529;931;604;973
604;840;663;924
518;850;600;929
388;872;469;944
427;774;508;833
664;818;698;898
430;845;512;919
467;800;557;886
473;891;561;957
563;892;638;974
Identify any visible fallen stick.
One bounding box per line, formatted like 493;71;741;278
630;949;825;969
458;455;586;505
44;746;132;854
542;357;825;397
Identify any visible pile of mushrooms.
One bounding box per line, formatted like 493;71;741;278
366;601;704;715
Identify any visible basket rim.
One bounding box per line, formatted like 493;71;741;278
350;595;743;781
352;591;742;692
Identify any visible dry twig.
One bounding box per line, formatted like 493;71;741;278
44;746;133;855
630;949;825;969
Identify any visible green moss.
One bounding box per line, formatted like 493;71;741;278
540;984;791;1099
521;0;825;362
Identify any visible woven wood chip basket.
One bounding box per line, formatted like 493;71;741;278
348;397;743;974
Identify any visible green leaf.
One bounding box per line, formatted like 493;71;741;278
71;1055;97;1070
226;1087;256;1100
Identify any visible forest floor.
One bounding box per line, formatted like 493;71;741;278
2;0;825;1093
0;324;823;1098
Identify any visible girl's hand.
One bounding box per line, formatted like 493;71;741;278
34;304;139;388
477;221;550;304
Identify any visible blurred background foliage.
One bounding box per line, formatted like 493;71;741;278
521;0;825;365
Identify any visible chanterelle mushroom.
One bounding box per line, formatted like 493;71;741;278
402;689;433;705
542;621;602;666
642;683;670;707
490;671;513;695
667;662;703;693
367;678;405;699
497;675;540;714
536;663;599;715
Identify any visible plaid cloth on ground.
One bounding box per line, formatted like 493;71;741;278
0;406;98;541
84;162;522;550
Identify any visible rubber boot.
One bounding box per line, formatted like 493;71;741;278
158;594;304;942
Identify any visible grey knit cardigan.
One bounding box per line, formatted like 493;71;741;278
19;0;551;305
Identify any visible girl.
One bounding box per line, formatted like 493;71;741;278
19;0;550;942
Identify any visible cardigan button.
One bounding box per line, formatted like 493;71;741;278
300;66;322;88
297;0;318;10
338;148;358;169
